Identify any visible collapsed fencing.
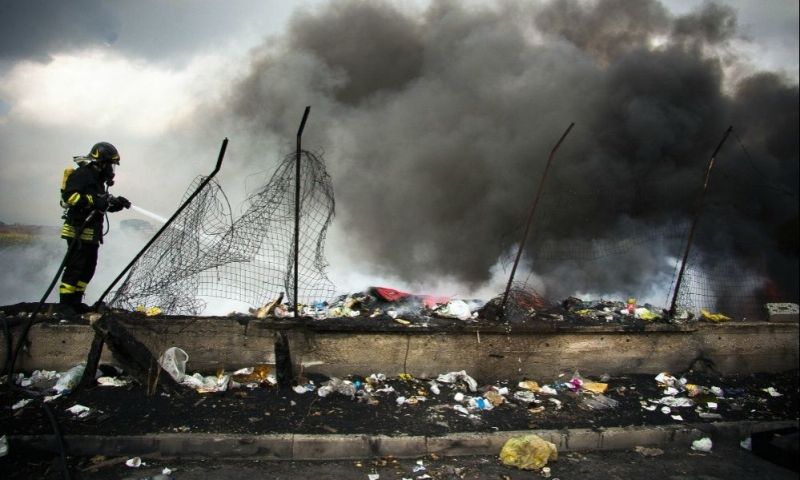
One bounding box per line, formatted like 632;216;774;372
104;121;791;320
108;149;335;316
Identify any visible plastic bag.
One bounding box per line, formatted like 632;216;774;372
182;372;230;393
691;437;712;452
701;310;731;322
436;370;478;392
159;347;188;383
582;382;608;393
435;300;472;320
317;377;357;398
499;434;558;470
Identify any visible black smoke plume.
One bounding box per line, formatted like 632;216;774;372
220;0;798;304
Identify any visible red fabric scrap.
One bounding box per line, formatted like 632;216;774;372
372;287;450;309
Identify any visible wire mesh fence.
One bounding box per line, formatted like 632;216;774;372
109;150;335;315
107;129;792;320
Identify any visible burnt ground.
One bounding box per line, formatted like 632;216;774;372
1;368;797;437
0;369;798;480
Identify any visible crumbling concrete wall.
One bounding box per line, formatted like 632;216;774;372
4;316;797;381
289;324;798;380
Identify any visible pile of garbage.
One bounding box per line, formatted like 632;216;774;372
561;296;668;323
228;287;736;325
238;286;484;322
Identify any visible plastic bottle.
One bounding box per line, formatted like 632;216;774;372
53;364;86;394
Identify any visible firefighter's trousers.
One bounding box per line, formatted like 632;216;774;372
59;240;99;307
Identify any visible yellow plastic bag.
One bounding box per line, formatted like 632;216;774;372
637;308;661;321
499;434;558;470
518;380;540;392
701;309;731;322
583;382;608;394
135;305;162;316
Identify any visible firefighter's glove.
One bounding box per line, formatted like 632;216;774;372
107;195;131;212
93;193;111;212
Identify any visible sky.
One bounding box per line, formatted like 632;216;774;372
0;0;797;309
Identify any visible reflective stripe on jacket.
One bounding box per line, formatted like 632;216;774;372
61;164;106;244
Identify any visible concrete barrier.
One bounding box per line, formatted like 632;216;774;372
2;314;797;381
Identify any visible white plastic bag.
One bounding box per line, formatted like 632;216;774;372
159;347;188;383
436;370;478;392
436;300;473;320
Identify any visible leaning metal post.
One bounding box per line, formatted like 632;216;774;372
79;137;228;388
94;138;229;308
294;106;310;317
499;122;575;321
668;126;733;317
79;138;228;390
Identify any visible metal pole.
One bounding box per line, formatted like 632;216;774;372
95;138;229;308
6;212;98;384
294;106;311;317
499;122;575;320
668;126;733;316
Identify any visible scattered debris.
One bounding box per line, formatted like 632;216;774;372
96;376;129;387
12;398;32;410
500;434;558;470
66;404;91;418
691;437;713;452
763;387;783;397
635;445;664;456
318;377;357;399
434;300;474;320
740;437;752;450
135;305;162;316
701;310;731;322
437;370;478;392
580;394;619;410
53;363;86;394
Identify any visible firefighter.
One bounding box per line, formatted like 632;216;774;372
59;141;131;312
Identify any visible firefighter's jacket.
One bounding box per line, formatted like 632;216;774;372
61;164;109;244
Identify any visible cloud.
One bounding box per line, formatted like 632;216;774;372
0;50;230;136
0;0;118;62
0;0;306;65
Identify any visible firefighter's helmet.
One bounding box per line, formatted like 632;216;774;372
89;142;120;165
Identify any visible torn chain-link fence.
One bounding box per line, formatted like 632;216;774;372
109;150;335;316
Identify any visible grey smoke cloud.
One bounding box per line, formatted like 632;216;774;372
0;0;119;62
218;0;797;302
